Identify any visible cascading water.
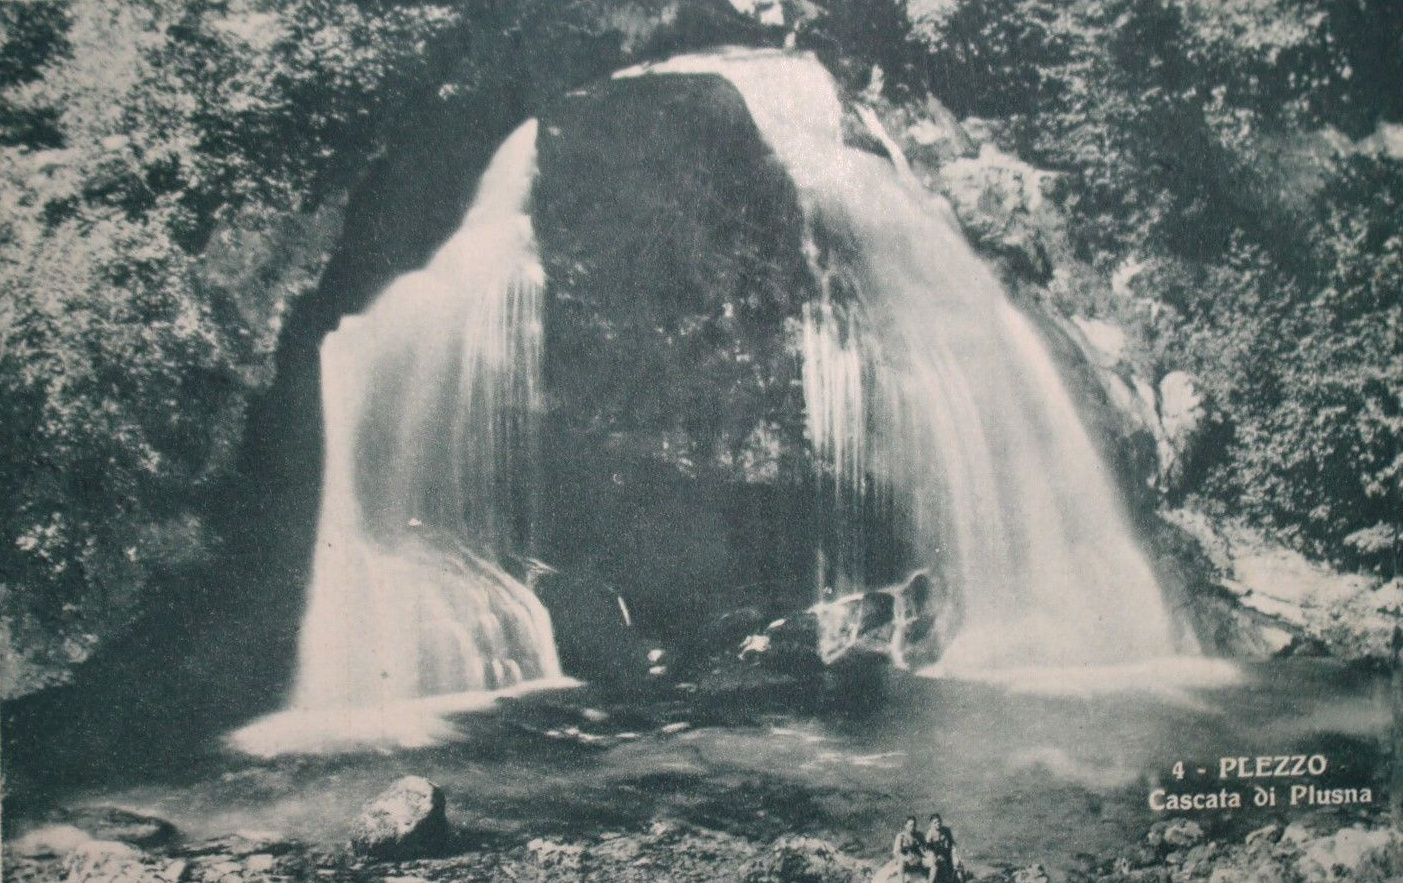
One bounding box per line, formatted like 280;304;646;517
623;50;1182;673
232;120;568;756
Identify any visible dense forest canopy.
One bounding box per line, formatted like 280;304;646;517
0;0;1399;689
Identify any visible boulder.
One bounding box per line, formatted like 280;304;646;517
708;606;770;649
811;570;959;670
1154;370;1207;491
349;776;450;861
740;835;875;882
1162;818;1206;849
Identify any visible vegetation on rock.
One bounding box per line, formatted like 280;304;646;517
872;0;1402;575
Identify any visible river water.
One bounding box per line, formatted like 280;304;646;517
48;659;1385;877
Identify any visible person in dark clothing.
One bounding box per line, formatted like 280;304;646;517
923;814;960;883
892;816;925;882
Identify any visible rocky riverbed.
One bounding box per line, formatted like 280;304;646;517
8;777;1403;883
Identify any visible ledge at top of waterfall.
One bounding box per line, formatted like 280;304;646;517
229;119;576;758
622;47;1192;675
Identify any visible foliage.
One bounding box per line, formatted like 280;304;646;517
903;0;1402;572
0;0;743;689
0;0;461;680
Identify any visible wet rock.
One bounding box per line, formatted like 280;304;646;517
59;806;179;848
904;96;978;164
1162;819;1205;850
812;571;958;670
740;835;875;882
184;832;295;858
349;776;449;861
708;606;769;649
1164;507;1395;661
527;838;585;875
1071;317;1128;369
1244;823;1283;849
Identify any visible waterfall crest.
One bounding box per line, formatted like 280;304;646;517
624;50;1181;671
232;120;568;756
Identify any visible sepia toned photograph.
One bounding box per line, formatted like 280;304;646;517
1;1;1399;881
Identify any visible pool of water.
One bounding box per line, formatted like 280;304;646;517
18;658;1389;876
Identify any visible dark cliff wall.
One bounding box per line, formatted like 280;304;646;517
533;74;821;646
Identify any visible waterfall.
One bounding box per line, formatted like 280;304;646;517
232;120;568;756
622;50;1180;671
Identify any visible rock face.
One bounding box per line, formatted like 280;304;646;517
1165;508;1400;659
349;777;450;861
533;72;825;648
529;565;653;683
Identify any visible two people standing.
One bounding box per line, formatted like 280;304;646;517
893;814;961;883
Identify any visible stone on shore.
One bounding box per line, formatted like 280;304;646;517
349;776;450;861
62;840;162;883
740;835;876;882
